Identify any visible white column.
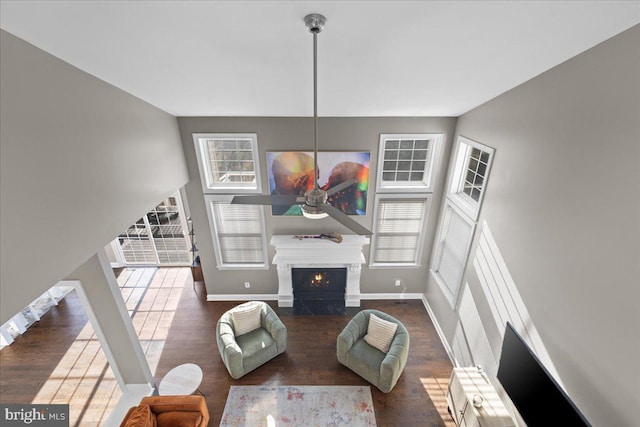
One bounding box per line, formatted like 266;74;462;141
66;249;154;390
277;264;293;307
346;264;362;307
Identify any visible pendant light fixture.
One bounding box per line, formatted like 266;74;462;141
301;13;329;219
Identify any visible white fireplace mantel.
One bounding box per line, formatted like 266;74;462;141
270;235;370;308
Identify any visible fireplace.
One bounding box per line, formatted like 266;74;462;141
292;268;347;315
270;235;369;309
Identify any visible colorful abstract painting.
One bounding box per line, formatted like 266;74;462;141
266;151;370;216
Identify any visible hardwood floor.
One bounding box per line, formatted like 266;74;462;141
0;286;121;425
0;268;455;426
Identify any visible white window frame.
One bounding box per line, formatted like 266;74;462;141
447;136;495;221
204;195;269;270
369;193;431;268
193;133;262;194
376;133;443;193
430;200;476;307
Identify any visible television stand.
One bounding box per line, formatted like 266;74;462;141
446;367;515;426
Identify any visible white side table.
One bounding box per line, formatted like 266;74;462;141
158;363;203;396
446;367;515;427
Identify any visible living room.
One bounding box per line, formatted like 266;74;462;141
1;2;638;426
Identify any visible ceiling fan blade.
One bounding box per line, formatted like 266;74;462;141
326;178;358;196
230;194;301;206
319;203;373;236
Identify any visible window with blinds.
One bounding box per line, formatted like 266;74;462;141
431;201;475;304
193;133;262;193
370;195;430;267
205;196;268;269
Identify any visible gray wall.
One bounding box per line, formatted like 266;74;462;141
0;30;189;323
178;117;457;297
426;25;640;426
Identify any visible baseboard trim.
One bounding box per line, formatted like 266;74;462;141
421;294;455;364
360;292;424;300
206;293;426;302
206;294;278;302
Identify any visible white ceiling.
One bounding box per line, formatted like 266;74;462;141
1;1;638;117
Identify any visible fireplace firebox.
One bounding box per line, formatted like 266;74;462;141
292;268;347;315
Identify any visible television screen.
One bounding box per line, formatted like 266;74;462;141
497;322;591;427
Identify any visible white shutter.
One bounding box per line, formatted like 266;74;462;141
433;203;474;298
371;197;428;265
208;199;268;267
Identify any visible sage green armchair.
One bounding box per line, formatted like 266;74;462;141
337;309;409;393
216;301;287;379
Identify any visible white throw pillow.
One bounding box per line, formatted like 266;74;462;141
231;303;262;336
363;313;398;353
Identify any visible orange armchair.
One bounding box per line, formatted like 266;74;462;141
120;395;209;427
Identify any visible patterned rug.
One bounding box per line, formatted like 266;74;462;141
220;385;377;427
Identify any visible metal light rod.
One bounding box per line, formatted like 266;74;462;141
313;30;318;189
304;13;326;190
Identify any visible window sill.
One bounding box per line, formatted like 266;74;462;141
203;187;262;194
447;194;479;222
216;265;270;271
369;263;421;269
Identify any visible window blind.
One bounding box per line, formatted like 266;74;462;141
372;198;427;264
435;204;473;296
210;202;266;265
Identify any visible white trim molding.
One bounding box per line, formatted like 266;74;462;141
447;135;495;222
422;294;456;364
376;133;444;193
206;293;279;302
192;133;262;194
360;292;424;300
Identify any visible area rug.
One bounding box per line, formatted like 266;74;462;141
220;385;376;427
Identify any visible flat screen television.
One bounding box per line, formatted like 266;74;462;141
497;322;591;427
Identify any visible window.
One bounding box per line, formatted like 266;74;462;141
193;133;262;193
369;195;430;267
376;134;443;192
430;201;476;305
431;136;494;307
115;192;191;266
448;136;494;220
205;195;268;269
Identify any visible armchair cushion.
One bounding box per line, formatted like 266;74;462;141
236;328;278;370
363;313;398;353
155;411;202;427
122;404;155;427
230;302;262;336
